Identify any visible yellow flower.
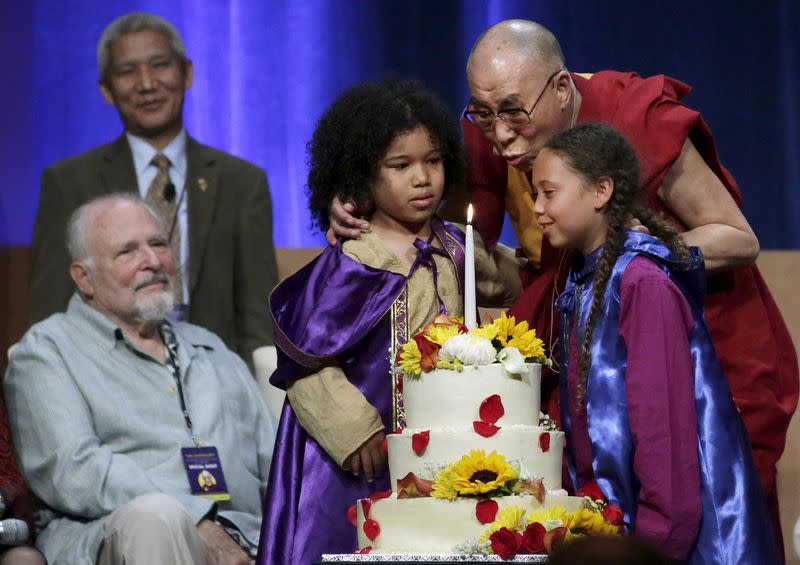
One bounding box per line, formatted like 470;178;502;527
507;332;545;359
480;505;527;542
425;323;463;346
431;466;459;501
494;311;519;347
526;506;569;529
435;357;464;371
470;322;499;341
397;339;422;376
494;312;546;359
449;450;518;496
566;508;621;536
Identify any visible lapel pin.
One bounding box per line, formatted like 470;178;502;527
197;178;208;191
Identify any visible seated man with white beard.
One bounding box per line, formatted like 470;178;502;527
4;194;276;565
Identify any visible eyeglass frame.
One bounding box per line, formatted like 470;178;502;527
463;69;563;131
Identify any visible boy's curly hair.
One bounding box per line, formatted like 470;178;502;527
307;79;466;231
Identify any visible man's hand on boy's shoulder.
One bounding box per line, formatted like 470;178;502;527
328;196;371;245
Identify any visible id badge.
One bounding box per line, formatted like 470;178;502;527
181;446;231;501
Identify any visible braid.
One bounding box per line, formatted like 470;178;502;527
542;123;685;407
633;207;689;260
575;199;626;404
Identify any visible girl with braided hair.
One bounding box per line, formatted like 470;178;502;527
531;123;777;564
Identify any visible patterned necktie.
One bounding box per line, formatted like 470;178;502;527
144;153;184;304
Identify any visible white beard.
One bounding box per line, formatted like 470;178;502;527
134;289;175;323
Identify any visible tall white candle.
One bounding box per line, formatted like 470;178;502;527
464;204;476;329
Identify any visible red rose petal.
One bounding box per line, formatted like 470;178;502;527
396;375;404;395
602;503;625;526
539;432;551;452
356;546;372;554
576;480;606;501
473;420;501;437
347;503;357;526
412;430;430;455
363;518;380;541
489;527;523;560
475;499;499;524
521;522;547;554
371;489;392;501
360;498;371;519
479;394;505;424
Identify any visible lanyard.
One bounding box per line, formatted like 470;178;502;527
160;322;200;447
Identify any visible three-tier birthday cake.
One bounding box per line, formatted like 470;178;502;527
351;313;623;559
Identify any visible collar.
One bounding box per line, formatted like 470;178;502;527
569;243;605;287
66;293;217;355
126;129;187;178
66;293;129;351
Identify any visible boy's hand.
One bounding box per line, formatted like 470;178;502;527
348;430;387;482
328;196;371;245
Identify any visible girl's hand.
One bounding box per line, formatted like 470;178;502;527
327;196;371;245
348;430;387;482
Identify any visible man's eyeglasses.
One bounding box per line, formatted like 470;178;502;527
464;70;562;131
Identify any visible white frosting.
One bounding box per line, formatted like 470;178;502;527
387;427;565;492
352;362;570;555
403;363;542;428
357;493;584;553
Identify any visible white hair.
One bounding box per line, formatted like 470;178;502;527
66;193;164;263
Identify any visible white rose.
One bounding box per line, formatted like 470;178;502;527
440;333;496;366
497;346;527;376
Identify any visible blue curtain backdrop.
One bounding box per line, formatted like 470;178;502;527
1;0;798;249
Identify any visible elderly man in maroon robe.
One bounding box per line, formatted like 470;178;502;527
330;19;798;558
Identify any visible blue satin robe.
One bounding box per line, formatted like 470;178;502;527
556;231;778;564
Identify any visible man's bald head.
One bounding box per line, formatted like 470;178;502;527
465;20;577;173
467;19;565;76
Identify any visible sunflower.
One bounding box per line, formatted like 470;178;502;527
494;312;546;359
430;466;459;501
425;323;463;346
507;331;545;359
397;339;422;376
495;312;530;345
479;505;527;542
449;450;518;496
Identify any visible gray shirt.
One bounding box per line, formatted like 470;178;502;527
4;295;277;564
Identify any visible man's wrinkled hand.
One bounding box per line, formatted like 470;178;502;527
347;431;387;483
197;519;251;565
327;196;370;245
627;216;650;234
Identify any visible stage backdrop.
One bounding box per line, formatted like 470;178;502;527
1;0;798;249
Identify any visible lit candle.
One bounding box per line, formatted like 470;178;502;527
464;204;476;329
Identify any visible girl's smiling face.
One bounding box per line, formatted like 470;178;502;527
531;148;613;256
369;125;445;233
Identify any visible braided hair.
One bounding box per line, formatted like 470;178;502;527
543;123;689;402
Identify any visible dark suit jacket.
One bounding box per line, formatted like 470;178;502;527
30;134;278;368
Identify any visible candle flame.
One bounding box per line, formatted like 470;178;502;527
467;204;473;224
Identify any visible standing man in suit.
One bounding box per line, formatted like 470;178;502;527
30;12;277;371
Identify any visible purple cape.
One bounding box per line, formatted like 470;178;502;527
257;218;465;565
556;231;778;564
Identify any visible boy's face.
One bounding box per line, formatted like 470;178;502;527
370;125;445;231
